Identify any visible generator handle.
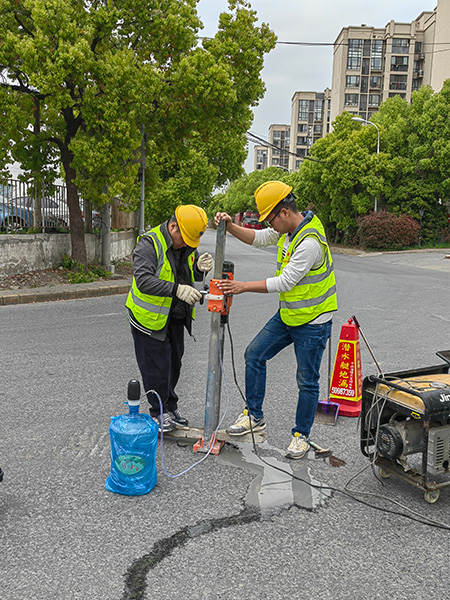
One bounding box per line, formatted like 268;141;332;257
367;375;424;399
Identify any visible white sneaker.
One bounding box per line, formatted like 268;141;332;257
226;409;267;436
285;433;310;459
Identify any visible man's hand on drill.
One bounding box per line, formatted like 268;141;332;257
176;284;202;305
197;253;213;272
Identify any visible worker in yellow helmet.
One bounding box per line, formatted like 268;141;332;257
126;205;213;432
215;181;337;459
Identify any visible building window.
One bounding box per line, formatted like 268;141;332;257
313;124;322;134
298;123;307;133
295;160;301;169
371;40;383;70
360;76;368;93
389;74;407;91
297;136;308;145
391;56;409;71
346;75;360;88
256;150;267;162
368;94;380;107
415;41;422;54
298;100;309;121
388;92;406;99
370;76;382;89
314;100;323;121
392;38;410;54
296;148;306;157
344;93;359;107
359;95;367;111
347;39;362;69
363;39;371;56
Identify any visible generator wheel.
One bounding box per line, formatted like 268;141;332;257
424;489;440;504
378;467;392;479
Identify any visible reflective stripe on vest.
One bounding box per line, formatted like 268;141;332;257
276;215;337;326
126;225;195;331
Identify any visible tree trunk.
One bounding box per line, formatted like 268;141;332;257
61;146;87;265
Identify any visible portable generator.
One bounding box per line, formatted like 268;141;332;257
360;350;450;504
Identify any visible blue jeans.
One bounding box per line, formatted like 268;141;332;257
244;312;332;437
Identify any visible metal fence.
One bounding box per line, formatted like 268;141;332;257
0;179;70;233
1;179;138;233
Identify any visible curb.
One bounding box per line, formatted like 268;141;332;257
0;278;132;306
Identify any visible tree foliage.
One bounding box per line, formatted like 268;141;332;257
0;0;276;262
294;84;450;244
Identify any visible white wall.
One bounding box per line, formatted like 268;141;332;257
0;231;137;276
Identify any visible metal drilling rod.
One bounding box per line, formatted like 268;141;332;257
202;220;226;448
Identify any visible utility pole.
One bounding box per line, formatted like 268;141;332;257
139;125;146;235
201;219;227;451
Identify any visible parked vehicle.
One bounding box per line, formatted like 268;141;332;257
0;196;33;232
241;211;263;230
0;196;68;231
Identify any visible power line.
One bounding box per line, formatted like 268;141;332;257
198;36;450;55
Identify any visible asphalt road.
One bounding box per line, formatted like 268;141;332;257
1;230;449;600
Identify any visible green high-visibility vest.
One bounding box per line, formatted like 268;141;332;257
126;225;196;331
276;215;337;326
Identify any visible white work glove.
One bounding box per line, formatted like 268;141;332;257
176;284;202;305
197;253;213;273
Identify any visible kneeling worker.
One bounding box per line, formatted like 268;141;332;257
127;205;213;432
215;182;337;458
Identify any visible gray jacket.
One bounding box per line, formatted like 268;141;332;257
128;221;204;340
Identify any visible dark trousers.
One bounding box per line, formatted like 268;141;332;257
131;319;185;417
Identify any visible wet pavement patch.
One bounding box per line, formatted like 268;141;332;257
122;441;331;599
121;507;261;600
218;442;331;513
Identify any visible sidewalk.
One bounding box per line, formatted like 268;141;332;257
0;277;132;306
1;247;449;306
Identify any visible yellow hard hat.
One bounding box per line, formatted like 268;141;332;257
175;205;207;248
254;181;293;222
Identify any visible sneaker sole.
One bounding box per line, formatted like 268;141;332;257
285;448;309;459
226;423;267;436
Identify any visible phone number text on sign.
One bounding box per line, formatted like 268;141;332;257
331;387;355;397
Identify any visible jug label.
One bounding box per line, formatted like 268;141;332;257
115;455;145;475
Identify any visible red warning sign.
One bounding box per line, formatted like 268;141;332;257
329;319;362;416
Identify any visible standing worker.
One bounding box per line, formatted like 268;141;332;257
126;205;213;432
215;181;337;458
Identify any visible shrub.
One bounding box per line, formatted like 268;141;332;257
356;211;420;250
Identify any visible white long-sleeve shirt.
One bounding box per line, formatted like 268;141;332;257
252;227;332;324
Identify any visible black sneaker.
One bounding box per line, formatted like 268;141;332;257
169;409;189;427
152;412;177;433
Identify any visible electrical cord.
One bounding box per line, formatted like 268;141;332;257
224;316;450;532
143;324;231;479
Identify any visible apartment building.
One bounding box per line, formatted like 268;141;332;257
329;7;446;123
254;145;269;171
288;89;331;171
253;0;450;172
431;0;450;90
253;124;290;171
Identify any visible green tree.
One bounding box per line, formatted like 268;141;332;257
212;166;288;219
0;0;275;262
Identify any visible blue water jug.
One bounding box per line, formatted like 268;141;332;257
105;380;158;496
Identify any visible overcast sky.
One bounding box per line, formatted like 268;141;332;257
197;0;436;171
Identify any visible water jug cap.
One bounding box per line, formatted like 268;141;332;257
127;379;141;413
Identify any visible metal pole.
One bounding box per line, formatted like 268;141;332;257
101;203;111;269
139;124;146;235
202;220;226;447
